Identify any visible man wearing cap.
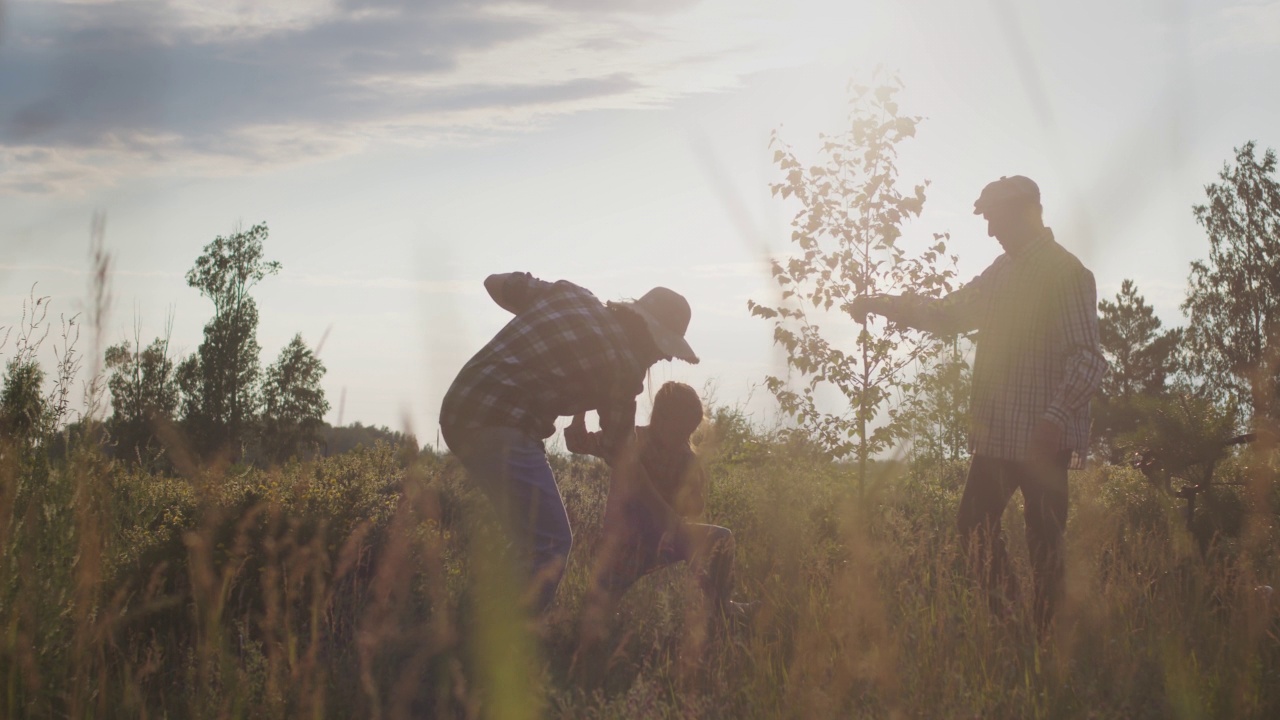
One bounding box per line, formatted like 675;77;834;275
440;272;699;614
852;176;1106;632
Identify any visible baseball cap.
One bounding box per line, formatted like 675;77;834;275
973;175;1040;215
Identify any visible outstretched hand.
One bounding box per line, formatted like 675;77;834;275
849;296;874;324
850;295;886;325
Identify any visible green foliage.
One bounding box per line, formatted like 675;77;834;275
1120;392;1241;494
1097;463;1177;543
0;289;82;449
749;75;956;486
259;334;330;465
899;336;971;466
185;222;282;319
3;415;1280;718
104;332;180;467
0;439;441;718
321;421;420;461
1183;141;1280;424
181;306;266;458
1094;279;1183;460
1100;279;1182;399
7;194;1280;716
180;223;281;460
0;359;50;445
694;404;775;467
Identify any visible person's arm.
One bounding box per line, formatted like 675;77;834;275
592;373;642;463
681;460;708;519
610;437;682;527
556;364;682;523
564;413;601;456
1035;267;1108;456
567;414;678;520
564;398;642;462
565;361;645;462
589;394;684;525
484;272;553;315
851;270;990;336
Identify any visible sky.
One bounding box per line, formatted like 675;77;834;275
2;0;1279;446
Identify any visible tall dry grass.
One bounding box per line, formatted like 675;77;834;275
1;412;1278;718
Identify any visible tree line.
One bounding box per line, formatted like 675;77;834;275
1090;141;1280;473
1;223;336;469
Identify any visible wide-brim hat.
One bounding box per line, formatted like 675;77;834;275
614;287;699;364
973;175;1040;215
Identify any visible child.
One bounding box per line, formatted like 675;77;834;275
565;381;747;622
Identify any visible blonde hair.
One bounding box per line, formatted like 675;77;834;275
649;381;703;443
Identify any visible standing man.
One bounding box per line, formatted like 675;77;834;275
440;272;699;614
852;176;1106;632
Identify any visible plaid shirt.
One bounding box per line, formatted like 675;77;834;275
440;273;646;456
909;229;1106;467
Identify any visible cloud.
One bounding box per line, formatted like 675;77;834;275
1;1;543;143
0;0;791;193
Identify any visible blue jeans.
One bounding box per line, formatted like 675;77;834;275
445;425;572;614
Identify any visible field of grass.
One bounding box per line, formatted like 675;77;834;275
2;418;1278;719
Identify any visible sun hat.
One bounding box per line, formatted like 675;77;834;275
973;175;1040;215
614;287;699;364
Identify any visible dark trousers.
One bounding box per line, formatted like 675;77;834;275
957;452;1070;631
595;519;735;610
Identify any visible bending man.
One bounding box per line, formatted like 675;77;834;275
440;272;698;614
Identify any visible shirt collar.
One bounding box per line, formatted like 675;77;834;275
1008;226;1054;259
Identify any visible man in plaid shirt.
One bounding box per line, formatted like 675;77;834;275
854;176;1107;632
440;272;699;613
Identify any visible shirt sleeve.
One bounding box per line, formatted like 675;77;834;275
905;263;996;336
596;391;638;460
496;272;556;314
1043;267;1108;429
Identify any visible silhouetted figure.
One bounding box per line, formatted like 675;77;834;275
565;381;750;629
852;176;1106;634
440;272;698;614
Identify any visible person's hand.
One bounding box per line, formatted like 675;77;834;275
849;296;871;324
849;295;886;324
565;413;592;455
1029;418;1064;464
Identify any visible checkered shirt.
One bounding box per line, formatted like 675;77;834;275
440;273;646;456
912;229;1106;467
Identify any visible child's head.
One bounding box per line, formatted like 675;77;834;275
649;381;703;445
